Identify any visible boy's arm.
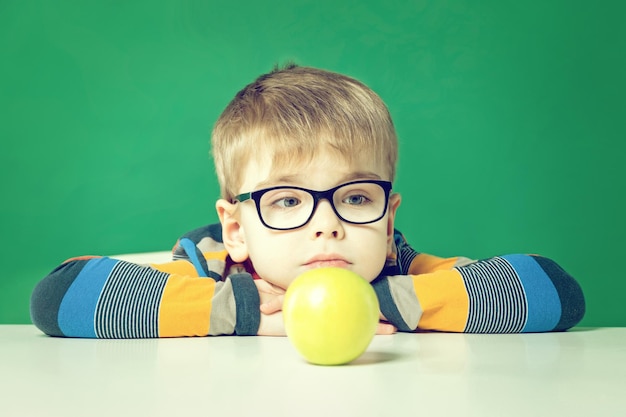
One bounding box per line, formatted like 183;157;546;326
31;221;261;339
30;256;261;338
373;233;586;333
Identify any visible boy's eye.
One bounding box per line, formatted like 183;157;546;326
342;194;370;205
273;197;301;208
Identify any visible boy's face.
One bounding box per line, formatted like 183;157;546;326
217;147;401;289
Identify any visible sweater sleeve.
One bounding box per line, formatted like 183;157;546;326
30;257;260;338
31;223;262;338
30;256;260;338
372;233;586;333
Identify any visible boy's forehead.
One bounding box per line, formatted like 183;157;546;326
241;148;389;191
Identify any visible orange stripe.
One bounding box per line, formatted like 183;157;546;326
158;274;215;337
412;270;469;332
151;260;199;276
151;250;228;276
202;250;229;261
64;255;101;263
408;253;460;274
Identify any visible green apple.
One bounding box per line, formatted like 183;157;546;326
283;267;379;365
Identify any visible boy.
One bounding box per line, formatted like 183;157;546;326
30;64;585;338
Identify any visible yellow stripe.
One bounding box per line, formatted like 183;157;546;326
412;270;469;332
158;274;215;337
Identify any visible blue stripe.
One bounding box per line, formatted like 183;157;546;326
180;238;209;277
501;254;561;332
57;257;118;337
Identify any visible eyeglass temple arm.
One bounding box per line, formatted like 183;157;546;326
233;192;252;203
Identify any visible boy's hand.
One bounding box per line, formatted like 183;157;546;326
257;311;286;336
255;279;286;315
377;312;397;334
255;279;287;336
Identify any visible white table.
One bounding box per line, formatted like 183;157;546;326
1;325;624;417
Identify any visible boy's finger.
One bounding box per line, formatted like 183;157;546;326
260;298;283;314
376;322;397;335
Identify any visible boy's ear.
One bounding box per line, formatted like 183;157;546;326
216;199;249;263
386;193;402;250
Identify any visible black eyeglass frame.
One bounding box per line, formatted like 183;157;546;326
233;179;393;231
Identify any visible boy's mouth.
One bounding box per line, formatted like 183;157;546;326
303;254;351;269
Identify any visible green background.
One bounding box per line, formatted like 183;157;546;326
1;1;624;326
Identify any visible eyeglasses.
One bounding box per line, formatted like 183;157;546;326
233;180;393;231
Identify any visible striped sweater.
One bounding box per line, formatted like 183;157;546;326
30;224;585;338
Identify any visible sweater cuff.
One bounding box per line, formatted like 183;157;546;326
229;273;261;335
371;276;415;332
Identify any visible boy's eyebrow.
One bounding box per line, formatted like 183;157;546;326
254;171;382;190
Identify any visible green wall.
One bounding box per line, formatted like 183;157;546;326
1;1;624;326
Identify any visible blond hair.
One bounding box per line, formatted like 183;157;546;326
211;64;398;200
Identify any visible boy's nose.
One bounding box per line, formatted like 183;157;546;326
309;199;345;239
